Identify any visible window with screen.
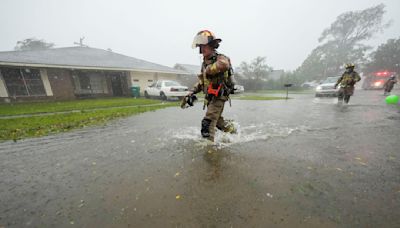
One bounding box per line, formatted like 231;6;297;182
1;68;46;96
78;72;91;90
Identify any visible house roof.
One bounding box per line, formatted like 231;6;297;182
174;63;201;74
0;47;188;74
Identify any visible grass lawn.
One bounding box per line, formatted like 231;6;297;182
0;97;163;116
0;98;178;141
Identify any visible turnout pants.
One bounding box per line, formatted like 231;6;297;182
338;87;355;104
385;83;394;93
201;98;229;142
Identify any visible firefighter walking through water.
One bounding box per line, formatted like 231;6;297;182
188;30;236;142
334;63;361;104
383;75;397;96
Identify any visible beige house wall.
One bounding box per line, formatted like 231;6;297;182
129;71;178;95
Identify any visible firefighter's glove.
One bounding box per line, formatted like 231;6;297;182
180;93;197;109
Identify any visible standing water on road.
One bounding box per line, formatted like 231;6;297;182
1;90;400;227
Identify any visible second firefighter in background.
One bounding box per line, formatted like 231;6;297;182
334;63;361;104
190;30;236;142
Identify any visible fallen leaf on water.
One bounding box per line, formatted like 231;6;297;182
336;168;343;171
176;195;181;200
70;221;75;225
359;162;367;166
355;157;362;161
174;172;180;177
307;167;312;170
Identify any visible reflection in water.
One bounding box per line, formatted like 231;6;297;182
202;146;231;181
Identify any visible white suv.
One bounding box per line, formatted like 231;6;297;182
144;80;189;100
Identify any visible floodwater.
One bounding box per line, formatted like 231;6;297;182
1;90;400;227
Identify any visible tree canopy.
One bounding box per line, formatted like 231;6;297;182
365;37;400;73
14;38;54;51
236;56;272;90
295;4;390;81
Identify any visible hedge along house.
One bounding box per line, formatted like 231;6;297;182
0;47;188;102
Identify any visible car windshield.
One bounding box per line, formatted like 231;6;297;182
323;77;340;83
164;81;181;87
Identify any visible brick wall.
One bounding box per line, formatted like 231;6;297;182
46;69;76;100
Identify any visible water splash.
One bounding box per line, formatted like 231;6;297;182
171;121;309;148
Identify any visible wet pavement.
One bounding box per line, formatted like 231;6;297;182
1;89;400;227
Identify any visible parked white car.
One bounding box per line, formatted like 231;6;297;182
302;80;319;88
144;80;189;100
234;85;245;94
315;76;340;97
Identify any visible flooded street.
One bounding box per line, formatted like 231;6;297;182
1;90;400;227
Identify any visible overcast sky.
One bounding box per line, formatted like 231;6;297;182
0;0;399;70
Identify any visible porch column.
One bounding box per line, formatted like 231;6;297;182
40;69;53;96
0;71;8;97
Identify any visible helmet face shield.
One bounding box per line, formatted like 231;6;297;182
191;34;210;49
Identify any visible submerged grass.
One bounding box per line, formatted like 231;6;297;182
0;98;162;116
0;102;177;142
252;89;314;94
235;95;289;100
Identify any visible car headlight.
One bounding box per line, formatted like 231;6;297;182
316;86;322;91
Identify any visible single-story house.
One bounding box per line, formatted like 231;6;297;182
173;63;201;87
0;46;188;102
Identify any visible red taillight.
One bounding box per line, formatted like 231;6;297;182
375;71;391;76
